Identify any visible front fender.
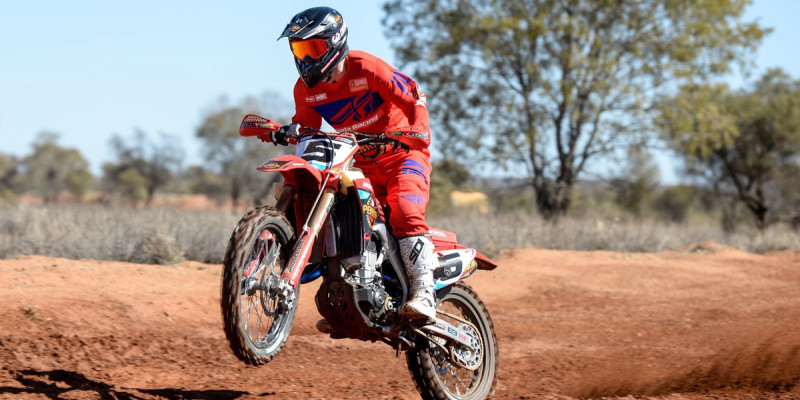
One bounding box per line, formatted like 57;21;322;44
258;155;323;189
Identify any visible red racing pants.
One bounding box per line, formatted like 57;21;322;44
356;150;431;238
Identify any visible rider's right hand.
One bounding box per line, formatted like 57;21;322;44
258;123;297;146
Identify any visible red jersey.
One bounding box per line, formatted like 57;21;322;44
291;50;430;161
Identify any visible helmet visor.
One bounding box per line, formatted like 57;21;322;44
290;38;329;60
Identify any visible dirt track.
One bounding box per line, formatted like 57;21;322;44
2;243;800;399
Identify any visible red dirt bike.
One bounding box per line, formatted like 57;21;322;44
220;114;499;399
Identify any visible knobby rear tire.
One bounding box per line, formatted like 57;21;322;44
407;282;499;399
221;206;296;366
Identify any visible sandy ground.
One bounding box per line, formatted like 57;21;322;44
1;242;799;399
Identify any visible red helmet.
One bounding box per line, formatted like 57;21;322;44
278;7;349;89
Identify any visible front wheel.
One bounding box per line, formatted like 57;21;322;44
407;282;499;399
221;206;296;365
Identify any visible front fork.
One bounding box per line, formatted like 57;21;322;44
273;186;336;311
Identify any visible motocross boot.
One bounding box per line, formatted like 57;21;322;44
398;235;437;324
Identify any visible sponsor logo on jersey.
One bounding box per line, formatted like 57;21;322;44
349;77;368;92
392;71;413;95
344;114;379;131
312;91;384;126
401;194;425;205
401;159;427;182
305;93;328;103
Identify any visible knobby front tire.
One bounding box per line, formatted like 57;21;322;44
221;206;297;366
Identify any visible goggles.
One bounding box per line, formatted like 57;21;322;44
290;38;329;60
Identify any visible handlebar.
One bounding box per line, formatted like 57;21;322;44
241;115;406;150
355;134;389;146
290;127;390;146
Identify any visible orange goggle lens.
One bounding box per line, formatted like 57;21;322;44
290;39;329;60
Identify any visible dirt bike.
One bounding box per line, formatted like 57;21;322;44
220;114;499;399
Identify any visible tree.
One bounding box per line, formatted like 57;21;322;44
115;167;149;205
104;130;185;205
195;93;292;206
652;185;697;223
383;0;768;219
182;165;231;205
771;161;800;228
19;132;93;202
0;152;19;203
659;68;800;228
611;146;659;216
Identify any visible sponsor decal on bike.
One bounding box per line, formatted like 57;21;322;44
241;121;278;129
336;136;354;145
358;188;372;200
363;204;378;221
429;229;447;238
461;260;478;278
259;160;288;170
285;238;305;275
447;326;458;337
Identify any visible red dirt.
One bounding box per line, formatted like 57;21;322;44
2;244;800;399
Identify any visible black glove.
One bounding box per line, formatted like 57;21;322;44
271;125;290;146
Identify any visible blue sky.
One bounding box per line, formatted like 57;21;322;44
1;1;798;183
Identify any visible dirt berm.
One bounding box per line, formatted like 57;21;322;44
2;243;799;399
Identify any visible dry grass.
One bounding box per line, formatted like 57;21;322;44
1;204;797;264
428;211;800;257
0;204;239;264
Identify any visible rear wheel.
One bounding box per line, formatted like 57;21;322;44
221;206;296;365
407;282;499;399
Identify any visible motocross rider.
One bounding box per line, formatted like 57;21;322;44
260;6;437;324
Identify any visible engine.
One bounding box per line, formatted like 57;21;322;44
315;234;396;341
343;238;393;323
